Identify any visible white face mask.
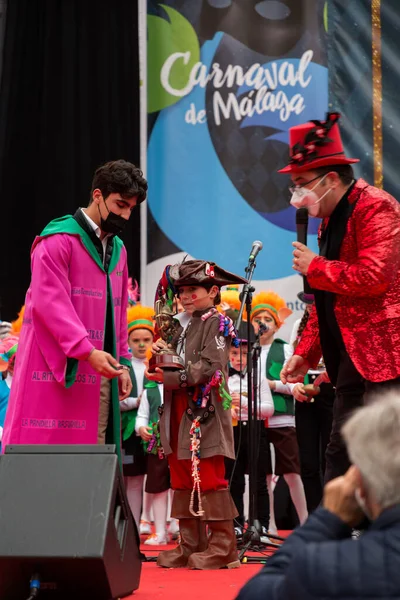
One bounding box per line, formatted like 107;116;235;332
290;174;331;217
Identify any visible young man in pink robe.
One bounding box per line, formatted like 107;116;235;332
2;160;147;464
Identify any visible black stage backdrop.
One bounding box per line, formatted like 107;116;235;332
0;0;141;321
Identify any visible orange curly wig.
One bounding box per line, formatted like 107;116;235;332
250;291;292;327
127;305;155;335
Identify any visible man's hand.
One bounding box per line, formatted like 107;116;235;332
268;379;276;391
292;241;318;275
145;367;164;383
280;355;310;384
139;425;153;442
87;349;122;378
323;466;364;527
118;369;132;401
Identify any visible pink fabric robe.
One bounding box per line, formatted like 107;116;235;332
2;219;131;455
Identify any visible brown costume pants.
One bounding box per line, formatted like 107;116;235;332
98;376;111;444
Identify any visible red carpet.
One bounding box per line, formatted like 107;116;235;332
129;560;262;599
124;534;290;599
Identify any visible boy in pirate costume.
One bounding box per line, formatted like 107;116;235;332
148;259;247;570
250;291;308;533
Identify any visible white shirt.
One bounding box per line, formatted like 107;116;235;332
80;208;111;263
119;356;146;412
135;384;164;432
5;373;12;389
260;341;296;428
175;311;192;361
228;374;274;421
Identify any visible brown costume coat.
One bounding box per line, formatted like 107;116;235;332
159;309;235;460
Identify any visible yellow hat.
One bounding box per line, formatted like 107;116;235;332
220;285;241;311
127;305;155;335
250;291;292;327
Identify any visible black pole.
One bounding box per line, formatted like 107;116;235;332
236;260;261;541
235;259;282;559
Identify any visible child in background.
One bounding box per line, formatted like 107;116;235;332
0;307;24;448
0;335;18;449
135;377;172;545
289;292;335;511
250;291;308;533
121;305;174;543
225;322;274;541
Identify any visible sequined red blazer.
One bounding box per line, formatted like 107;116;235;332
295;179;400;382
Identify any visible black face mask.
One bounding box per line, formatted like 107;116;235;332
98;199;128;236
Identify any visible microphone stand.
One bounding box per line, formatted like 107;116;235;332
235;258;282;563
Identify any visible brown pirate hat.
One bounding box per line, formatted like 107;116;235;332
170;260;247;288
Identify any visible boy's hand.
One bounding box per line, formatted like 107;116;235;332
139;425;153;442
145;367;164;383
293;383;309;402
152;339;168;354
231;392;241;407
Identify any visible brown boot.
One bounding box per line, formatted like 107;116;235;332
157;490;207;568
187;489;240;570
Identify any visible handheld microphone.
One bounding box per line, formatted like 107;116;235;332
249;240;263;262
295;209;313;295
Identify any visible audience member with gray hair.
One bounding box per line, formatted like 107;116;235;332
237;392;400;600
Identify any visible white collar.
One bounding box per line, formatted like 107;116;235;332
81;208;102;239
131;356;146;366
174;311;191;327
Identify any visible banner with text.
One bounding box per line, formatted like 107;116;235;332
145;0;329;339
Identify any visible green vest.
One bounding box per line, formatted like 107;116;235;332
266;339;295;416
121;363;162;441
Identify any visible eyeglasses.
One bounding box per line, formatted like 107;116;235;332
288;174;325;195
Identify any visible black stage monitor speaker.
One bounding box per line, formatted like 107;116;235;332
0;445;142;600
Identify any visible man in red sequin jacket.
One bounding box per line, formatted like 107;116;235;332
279;113;400;482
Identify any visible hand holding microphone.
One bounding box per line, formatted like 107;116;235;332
293;209;317;278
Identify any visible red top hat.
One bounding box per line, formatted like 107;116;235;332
278;112;359;174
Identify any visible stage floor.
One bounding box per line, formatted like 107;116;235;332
126;534;290;599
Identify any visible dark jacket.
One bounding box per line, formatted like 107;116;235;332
237;506;400;600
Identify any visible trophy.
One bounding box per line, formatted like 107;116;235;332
148;296;185;372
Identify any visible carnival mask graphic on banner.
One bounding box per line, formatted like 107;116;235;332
147;0;328;280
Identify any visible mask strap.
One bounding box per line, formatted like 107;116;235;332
103;197;111;215
97;195;110;221
311;187;331;207
310;173;327;191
